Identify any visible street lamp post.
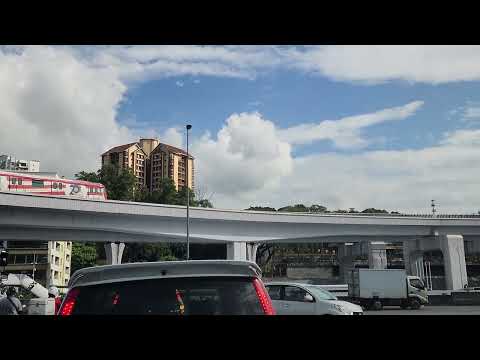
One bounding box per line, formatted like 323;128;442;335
186;124;192;260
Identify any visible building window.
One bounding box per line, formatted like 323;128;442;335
32;179;44;187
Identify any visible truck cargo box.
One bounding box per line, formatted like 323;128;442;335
349;269;407;299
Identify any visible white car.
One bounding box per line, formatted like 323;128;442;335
265;282;363;315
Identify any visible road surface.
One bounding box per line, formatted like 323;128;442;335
365;305;480;315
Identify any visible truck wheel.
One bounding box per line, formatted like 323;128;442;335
410;299;421;310
372;300;383;311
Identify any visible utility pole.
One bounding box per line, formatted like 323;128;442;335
186;124;192;260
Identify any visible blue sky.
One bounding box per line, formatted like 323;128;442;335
3;45;480;212
117;69;480;155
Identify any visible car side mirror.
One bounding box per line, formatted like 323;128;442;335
304;294;314;302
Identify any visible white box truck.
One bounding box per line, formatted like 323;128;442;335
348;269;428;310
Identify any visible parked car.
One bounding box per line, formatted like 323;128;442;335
58;260;275;315
265;282;363;315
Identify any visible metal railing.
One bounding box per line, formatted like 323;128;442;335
280;212;480;218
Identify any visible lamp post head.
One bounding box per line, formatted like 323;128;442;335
186;124;192;130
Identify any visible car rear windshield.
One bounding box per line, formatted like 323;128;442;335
69;276;265;315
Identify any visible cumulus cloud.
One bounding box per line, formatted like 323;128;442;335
278;101;424;149
191;112;293;197
212;129;480;213
0;46;133;176
161;127;184;148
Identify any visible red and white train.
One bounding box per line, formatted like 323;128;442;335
0;170;107;200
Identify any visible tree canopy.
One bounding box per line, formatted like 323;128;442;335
71;242;97;274
75;164;137;201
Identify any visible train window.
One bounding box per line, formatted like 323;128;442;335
11;178;17;185
58;183;63;190
53;182;58;189
32;180;44;188
18;179;22;185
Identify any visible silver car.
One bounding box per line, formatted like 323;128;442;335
265;282;363;315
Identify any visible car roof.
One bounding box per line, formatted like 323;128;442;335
69;260;262;288
265;281;314;288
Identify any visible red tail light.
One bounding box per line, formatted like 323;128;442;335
253;278;275;315
58;288;80;316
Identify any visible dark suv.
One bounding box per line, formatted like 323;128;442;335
58;260;275;315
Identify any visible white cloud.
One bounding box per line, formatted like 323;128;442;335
193;79;201;84
175;81;184;87
0;46;134;176
464;106;480;119
278;101;424;149
284;45;480;84
81;45;284;83
209;128;480;213
54;45;480;87
189;107;480;213
440;129;480;146
191;112;293;197
161;127;184;148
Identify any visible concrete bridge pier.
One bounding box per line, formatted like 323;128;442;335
403;240;425;279
368;241;387;269
226;242;259;262
403;235;468;290
441;234;468;290
338;242;363;282
105;242;125;265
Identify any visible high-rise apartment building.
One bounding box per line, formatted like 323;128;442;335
101;142;148;187
101;138;194;192
150;143;194;192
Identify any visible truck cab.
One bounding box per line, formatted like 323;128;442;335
406;276;429;308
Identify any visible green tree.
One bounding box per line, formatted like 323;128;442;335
148;178;178;204
74;171;100;183
71;242;97;274
76;164;137;201
278;204;309;212
197;199;214;208
98;164;137;201
246;206;277;211
175;186;197;206
361;208;389;214
123;243;177;262
309;204;327;213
